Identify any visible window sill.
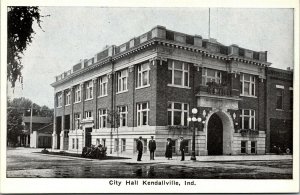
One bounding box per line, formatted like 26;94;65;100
136;84;150;90
65;104;70;107
98;95;108;98
240;94;257;98
74;101;81;105
56;106;62;109
167;84;191;89
85;98;93;102
275;109;284;111
116;90;128;95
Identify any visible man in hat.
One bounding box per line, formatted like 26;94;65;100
179;136;185;161
148;136;156;160
136;136;143;161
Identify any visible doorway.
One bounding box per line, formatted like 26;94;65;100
207;113;223;155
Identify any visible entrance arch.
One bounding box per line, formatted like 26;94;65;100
205;110;233;155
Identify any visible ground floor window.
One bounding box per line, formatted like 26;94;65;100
121;139;126;152
241;141;247;154
76;138;79;149
72;138;75;149
102;139;106;147
96;138;100;145
114;139;119;152
251;141;257;154
185;139;190;153
143;139;147;153
171;139;176;153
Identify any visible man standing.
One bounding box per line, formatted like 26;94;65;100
136;136;143;161
148;136;156;160
179;136;185;161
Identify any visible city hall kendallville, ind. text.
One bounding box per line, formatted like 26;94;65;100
51;26;293;156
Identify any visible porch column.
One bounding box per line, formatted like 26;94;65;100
52;93;57;149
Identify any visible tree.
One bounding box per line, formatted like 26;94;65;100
7;109;24;146
7;6;48;88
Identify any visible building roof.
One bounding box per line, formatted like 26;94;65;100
52;25;271;87
22;116;52;124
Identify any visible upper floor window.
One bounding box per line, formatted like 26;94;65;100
240;73;255;96
74;113;81;129
85;80;93;100
117;69;128;93
98;109;107;128
84;111;92;119
202;68;222;85
167;102;189;126
137;102;149;126
168;60;189;87
137;62;150;88
57;93;62;107
65;91;71;106
98;75;108;97
276;88;284;110
118;106;128;127
240;109;255;129
74;85;81;103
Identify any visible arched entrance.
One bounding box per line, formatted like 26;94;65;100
206;111;233;155
207;113;223;155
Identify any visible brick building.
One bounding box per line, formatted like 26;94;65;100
266;67;293;153
51;25;292;156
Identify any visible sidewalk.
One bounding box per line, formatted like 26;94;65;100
14;147;293;164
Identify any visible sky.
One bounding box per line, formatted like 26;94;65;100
7;7;294;108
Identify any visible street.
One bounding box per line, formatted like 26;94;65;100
6;148;292;179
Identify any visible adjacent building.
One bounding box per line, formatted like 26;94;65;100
51;26;293;156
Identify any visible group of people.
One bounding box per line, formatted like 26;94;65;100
136;136;186;161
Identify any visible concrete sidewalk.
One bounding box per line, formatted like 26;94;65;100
11;147;292;164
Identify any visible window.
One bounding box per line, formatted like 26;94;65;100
96;138;100;145
143;139;147;153
65;91;71;105
102;139;106;147
57;93;62;107
240;109;255;129
276;89;284;110
74;85;81;103
98;75;108;97
117;69;128;92
114;139;119;152
117;106;128;127
251;141;256;154
171;139;176;153
240;73;256;96
290;88;293;110
121;139;126;152
168;60;189;87
185;140;190;153
98;109;107;128
74;113;81;129
167;102;189;126
241;141;247;154
137;102;149;126
72;138;75;149
201;68;222;85
137;62;150;88
85;111;92;119
85;80;93;100
76;138;79;149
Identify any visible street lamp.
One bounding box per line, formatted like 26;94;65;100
188;108;202;160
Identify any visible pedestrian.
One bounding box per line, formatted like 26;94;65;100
148;136;156;160
179;136;185;161
136;136;143;161
165;138;172;160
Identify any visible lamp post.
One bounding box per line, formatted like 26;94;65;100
188;108;202;161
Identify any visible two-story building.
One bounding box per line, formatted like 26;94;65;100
51;25;284;156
